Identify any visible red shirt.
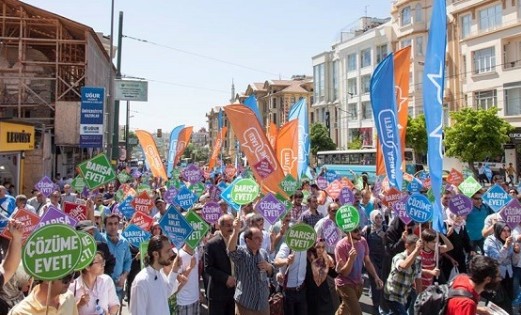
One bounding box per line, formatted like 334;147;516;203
446;274;480;315
420;249;436;288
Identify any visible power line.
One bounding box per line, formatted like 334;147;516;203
123;34;281;77
121;74;229;94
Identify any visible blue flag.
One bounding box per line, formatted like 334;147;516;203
370;53;403;189
288;98;310;179
167;125;185;176
422;0;447;233
243;95;263;127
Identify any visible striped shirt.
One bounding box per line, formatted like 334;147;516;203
228;245;270;311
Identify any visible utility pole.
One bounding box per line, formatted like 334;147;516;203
111;11;124;163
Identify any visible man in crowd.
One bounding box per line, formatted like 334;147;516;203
61;184;77;206
228;217;273;315
204;214;235;315
101;213;132;301
299;195;322;228
130;235;182;314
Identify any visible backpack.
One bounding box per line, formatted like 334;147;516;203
414;283;476;315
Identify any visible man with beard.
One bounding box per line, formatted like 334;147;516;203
204;214;236;315
130;235;182;314
446;255;499;315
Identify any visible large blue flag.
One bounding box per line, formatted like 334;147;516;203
370;53;403;189
243;95;263;127
167;125;185;176
422;0;447;233
288;98;310;179
218;109;223;130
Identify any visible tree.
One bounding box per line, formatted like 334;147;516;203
444;107;513;173
405;115;428;160
348;137;362;150
310;123;336;156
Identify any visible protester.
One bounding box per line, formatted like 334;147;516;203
335;226;383;315
442;212;474;279
75;220;116;277
466;191;493;253
204;214;235;315
446;255;500;315
363;210;387;314
419;228;453;289
298;195;323;228
305;238;334;315
175;244;200;315
9;273;78;315
383;234;422;315
61;184;77;206
0;263;30;314
130;235;182;314
69;251;120;315
227;217;273;315
26;190;46;215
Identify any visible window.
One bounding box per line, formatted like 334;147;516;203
348;103;358;120
313;64;325;102
347;78;357;96
347;53;357;71
361;48;371;68
362;101;373;120
478;4;502;31
473;47;496;74
462;55;467;78
461;14;471;39
361;75;371;94
401;6;412;26
332;60;339;100
505;86;521;116
401;38;412;49
415;3;423;22
474;90;497;109
415;36;424;56
273;97;277;109
376;44;388;64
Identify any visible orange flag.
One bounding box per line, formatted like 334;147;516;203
174;126;193;166
224;105;286;196
135;130;168;181
267;122;278;150
376;46;411;176
208;127;227;170
276;120;298;178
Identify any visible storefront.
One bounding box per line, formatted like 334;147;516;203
0;122;35;195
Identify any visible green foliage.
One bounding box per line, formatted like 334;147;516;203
183;143;210;162
444;107;513;169
310;123;336;156
405;115;428;155
348;137;362;150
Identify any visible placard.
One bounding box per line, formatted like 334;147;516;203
286;223;317;252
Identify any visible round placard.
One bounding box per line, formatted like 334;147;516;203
335;205;360;232
286;223;317;252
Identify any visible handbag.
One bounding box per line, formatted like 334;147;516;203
269;266;288;315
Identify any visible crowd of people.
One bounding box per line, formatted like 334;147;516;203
0;167;518;315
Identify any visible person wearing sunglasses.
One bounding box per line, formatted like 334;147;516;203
9;273;79;315
466;191;494;254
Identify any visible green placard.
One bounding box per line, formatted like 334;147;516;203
71;176;86;193
335;205;360;232
458;176;483;198
426;188;435;203
23;224;83;280
185;211;210;250
117;172;132;184
74;231;97;271
171;168;181;180
279;174;298;196
115;188;125;202
286;223;317;252
77;154;116;189
190;182;205;198
137;183;152;195
462;167;474;179
230;178;260;205
140;241;149;270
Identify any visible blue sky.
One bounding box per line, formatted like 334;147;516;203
24;0;393;133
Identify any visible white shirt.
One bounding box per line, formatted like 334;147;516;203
275;243;307;288
130;266;179;315
69;274;119;315
176;248;201;306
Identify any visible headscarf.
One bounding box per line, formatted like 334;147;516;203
493;221;507;244
445;211;466;233
369;209;383;232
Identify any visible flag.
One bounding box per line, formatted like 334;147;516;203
288;99;310;179
209;127;227;170
267;122;278;150
167;125;184;176
218;108;223;130
370;53;403;189
376;46;411;176
276;120;299;178
243;95;263;128
135;130;168;181
174;126;193;166
224;105;286;196
422;0;447;233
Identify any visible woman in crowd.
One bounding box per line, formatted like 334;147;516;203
305;238;334;315
69;251;120;315
442;211;474;281
363;210;387;314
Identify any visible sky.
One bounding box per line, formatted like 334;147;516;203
24;0;393;133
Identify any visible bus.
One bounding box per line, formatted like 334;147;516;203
316;148;420;184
